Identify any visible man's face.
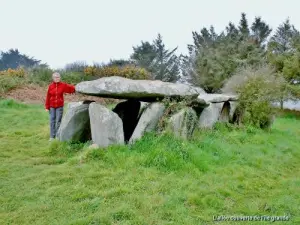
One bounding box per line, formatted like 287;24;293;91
53;75;60;83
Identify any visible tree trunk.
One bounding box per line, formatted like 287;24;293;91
280;99;284;110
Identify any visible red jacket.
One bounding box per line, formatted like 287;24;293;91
45;82;75;109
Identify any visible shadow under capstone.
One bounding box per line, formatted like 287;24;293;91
219;101;230;122
79;100;95;142
112;99;141;143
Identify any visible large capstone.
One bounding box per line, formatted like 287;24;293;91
129;102;165;143
192;86;206;94
198;93;238;103
56;102;91;142
75;76;199;101
89;103;124;147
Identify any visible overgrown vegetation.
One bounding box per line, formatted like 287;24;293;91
0;74;26;95
84;64;151;80
0;67;93;96
221;64;300;128
157;96;198;133
222;65;281;128
0;99;299;224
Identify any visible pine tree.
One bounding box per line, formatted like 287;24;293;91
251;17;272;47
131;41;156;70
188;25;221;56
182;13;269;93
226;22;239;39
238;13;250;37
267;19;300;108
151;34;180;82
0;49;42;70
268;18;300;53
131;34;180;82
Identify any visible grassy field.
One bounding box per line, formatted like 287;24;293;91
0;99;299;225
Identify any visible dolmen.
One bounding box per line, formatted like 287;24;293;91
56;76;238;147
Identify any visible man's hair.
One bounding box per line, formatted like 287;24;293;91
52;72;61;78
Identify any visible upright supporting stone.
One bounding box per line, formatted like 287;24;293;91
89;103;124;147
229;101;238;123
129;103;165;143
219;101;230;122
138;102;150;117
198;103;224;129
168;107;198;139
67;101;83;110
56;103;91;142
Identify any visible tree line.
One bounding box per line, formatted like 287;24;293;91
1;12;300;94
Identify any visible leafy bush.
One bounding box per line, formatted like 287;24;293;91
289;84;300;99
84;65;152;80
156;96;198;134
0;68;26;77
0;75;25;95
27;67;92;85
0;68;28;95
59;71;92;84
26;66;53;85
222;65;283;128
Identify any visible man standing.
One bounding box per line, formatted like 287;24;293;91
45;72;75;141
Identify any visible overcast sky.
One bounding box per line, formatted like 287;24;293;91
1;0;299;69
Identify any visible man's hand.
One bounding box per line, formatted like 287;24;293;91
45;109;49;112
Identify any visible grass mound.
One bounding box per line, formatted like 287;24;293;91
0;98;29;108
0;99;299;224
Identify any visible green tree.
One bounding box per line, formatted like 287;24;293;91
267;18;300;76
250;17;272;47
0;49;45;70
151;34;180;82
182;13;271;93
267;19;300;108
226;22;239;39
238;12;250;37
131;34;180;82
106;59;133;67
188;26;220;55
131;41;157;72
268;19;299;54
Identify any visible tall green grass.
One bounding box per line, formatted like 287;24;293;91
0;99;299;225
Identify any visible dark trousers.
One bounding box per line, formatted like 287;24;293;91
49;107;63;138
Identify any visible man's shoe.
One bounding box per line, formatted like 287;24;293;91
49;138;54;141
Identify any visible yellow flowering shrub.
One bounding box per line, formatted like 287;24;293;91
0;68;26;77
84;65;152;80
